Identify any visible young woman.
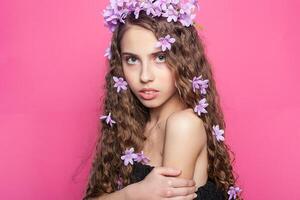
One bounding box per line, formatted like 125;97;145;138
83;0;242;199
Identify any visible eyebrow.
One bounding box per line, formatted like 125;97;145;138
121;50;165;57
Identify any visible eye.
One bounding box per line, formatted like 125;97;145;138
125;56;139;65
155;54;166;63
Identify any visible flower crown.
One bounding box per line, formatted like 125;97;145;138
103;0;199;32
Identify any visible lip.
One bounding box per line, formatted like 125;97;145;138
139;88;159;92
138;88;159;100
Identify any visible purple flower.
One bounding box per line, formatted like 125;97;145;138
141;0;157;16
194;98;208;116
190;75;209;94
100;112;116;127
121;147;138;166
102;1;132;32
162;4;179;22
190;76;202;92
179;14;192;27
228;186;242;200
212;125;225;142
104;45;112;60
153;0;170;11
134;151;150;164
179;0;196;15
115;0;129;7
119;10;129;24
199;80;209;95
113;76;128;93
126;0;139;9
171;0;180;4
151;0;174;17
178;0;197;26
190;0;199;9
133;6;143;19
102;5;120;32
155;34;176;51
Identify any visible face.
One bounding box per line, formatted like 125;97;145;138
120;25;178;108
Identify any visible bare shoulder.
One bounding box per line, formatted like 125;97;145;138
163;108;207;178
168;108;203;124
167;108;207;140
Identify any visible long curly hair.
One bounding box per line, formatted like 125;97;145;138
83;10;241;200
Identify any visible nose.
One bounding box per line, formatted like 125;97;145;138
140;61;154;83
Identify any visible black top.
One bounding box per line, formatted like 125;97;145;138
131;162;225;200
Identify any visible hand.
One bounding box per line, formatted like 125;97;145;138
134;166;197;200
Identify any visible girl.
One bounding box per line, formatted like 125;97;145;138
83;0;242;199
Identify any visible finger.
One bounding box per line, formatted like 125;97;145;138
167;177;196;188
163;192;198;200
155;167;181;176
168;186;197;197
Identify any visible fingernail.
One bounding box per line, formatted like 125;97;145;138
195;186;197;192
194;193;197;198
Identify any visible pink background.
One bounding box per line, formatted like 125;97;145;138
1;0;299;199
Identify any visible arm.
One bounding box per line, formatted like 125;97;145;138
162;110;207;180
92;182;140;200
93;167;196;200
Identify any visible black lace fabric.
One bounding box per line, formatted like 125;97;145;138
130;162;225;200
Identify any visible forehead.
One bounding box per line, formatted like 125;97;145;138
120;25;159;53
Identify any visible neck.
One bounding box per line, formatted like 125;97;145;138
148;93;186;125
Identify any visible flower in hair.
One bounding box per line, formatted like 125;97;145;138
171;0;180;4
134;151;150;164
228;186;242;200
199;80;209;94
190;0;199;7
179;12;195;27
179;0;198;26
141;0;157;16
104;45;112;60
194;98;208;116
121;147;138;166
180;0;197;15
100;112;116;127
212;125;225;142
155;34;176;51
162;4;179;22
102;5;124;32
133;6;143;19
190;75;209;94
113;76;128;93
153;0;168;11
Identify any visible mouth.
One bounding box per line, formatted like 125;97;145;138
138;90;159;100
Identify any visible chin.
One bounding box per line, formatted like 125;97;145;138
139;100;162;108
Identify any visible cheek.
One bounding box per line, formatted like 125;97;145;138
158;70;176;90
123;68;138;89
123;66;133;80
160;66;175;81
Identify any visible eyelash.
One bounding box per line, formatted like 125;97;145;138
125;54;166;65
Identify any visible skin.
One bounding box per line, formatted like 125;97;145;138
121;25;181;116
97;25;208;200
